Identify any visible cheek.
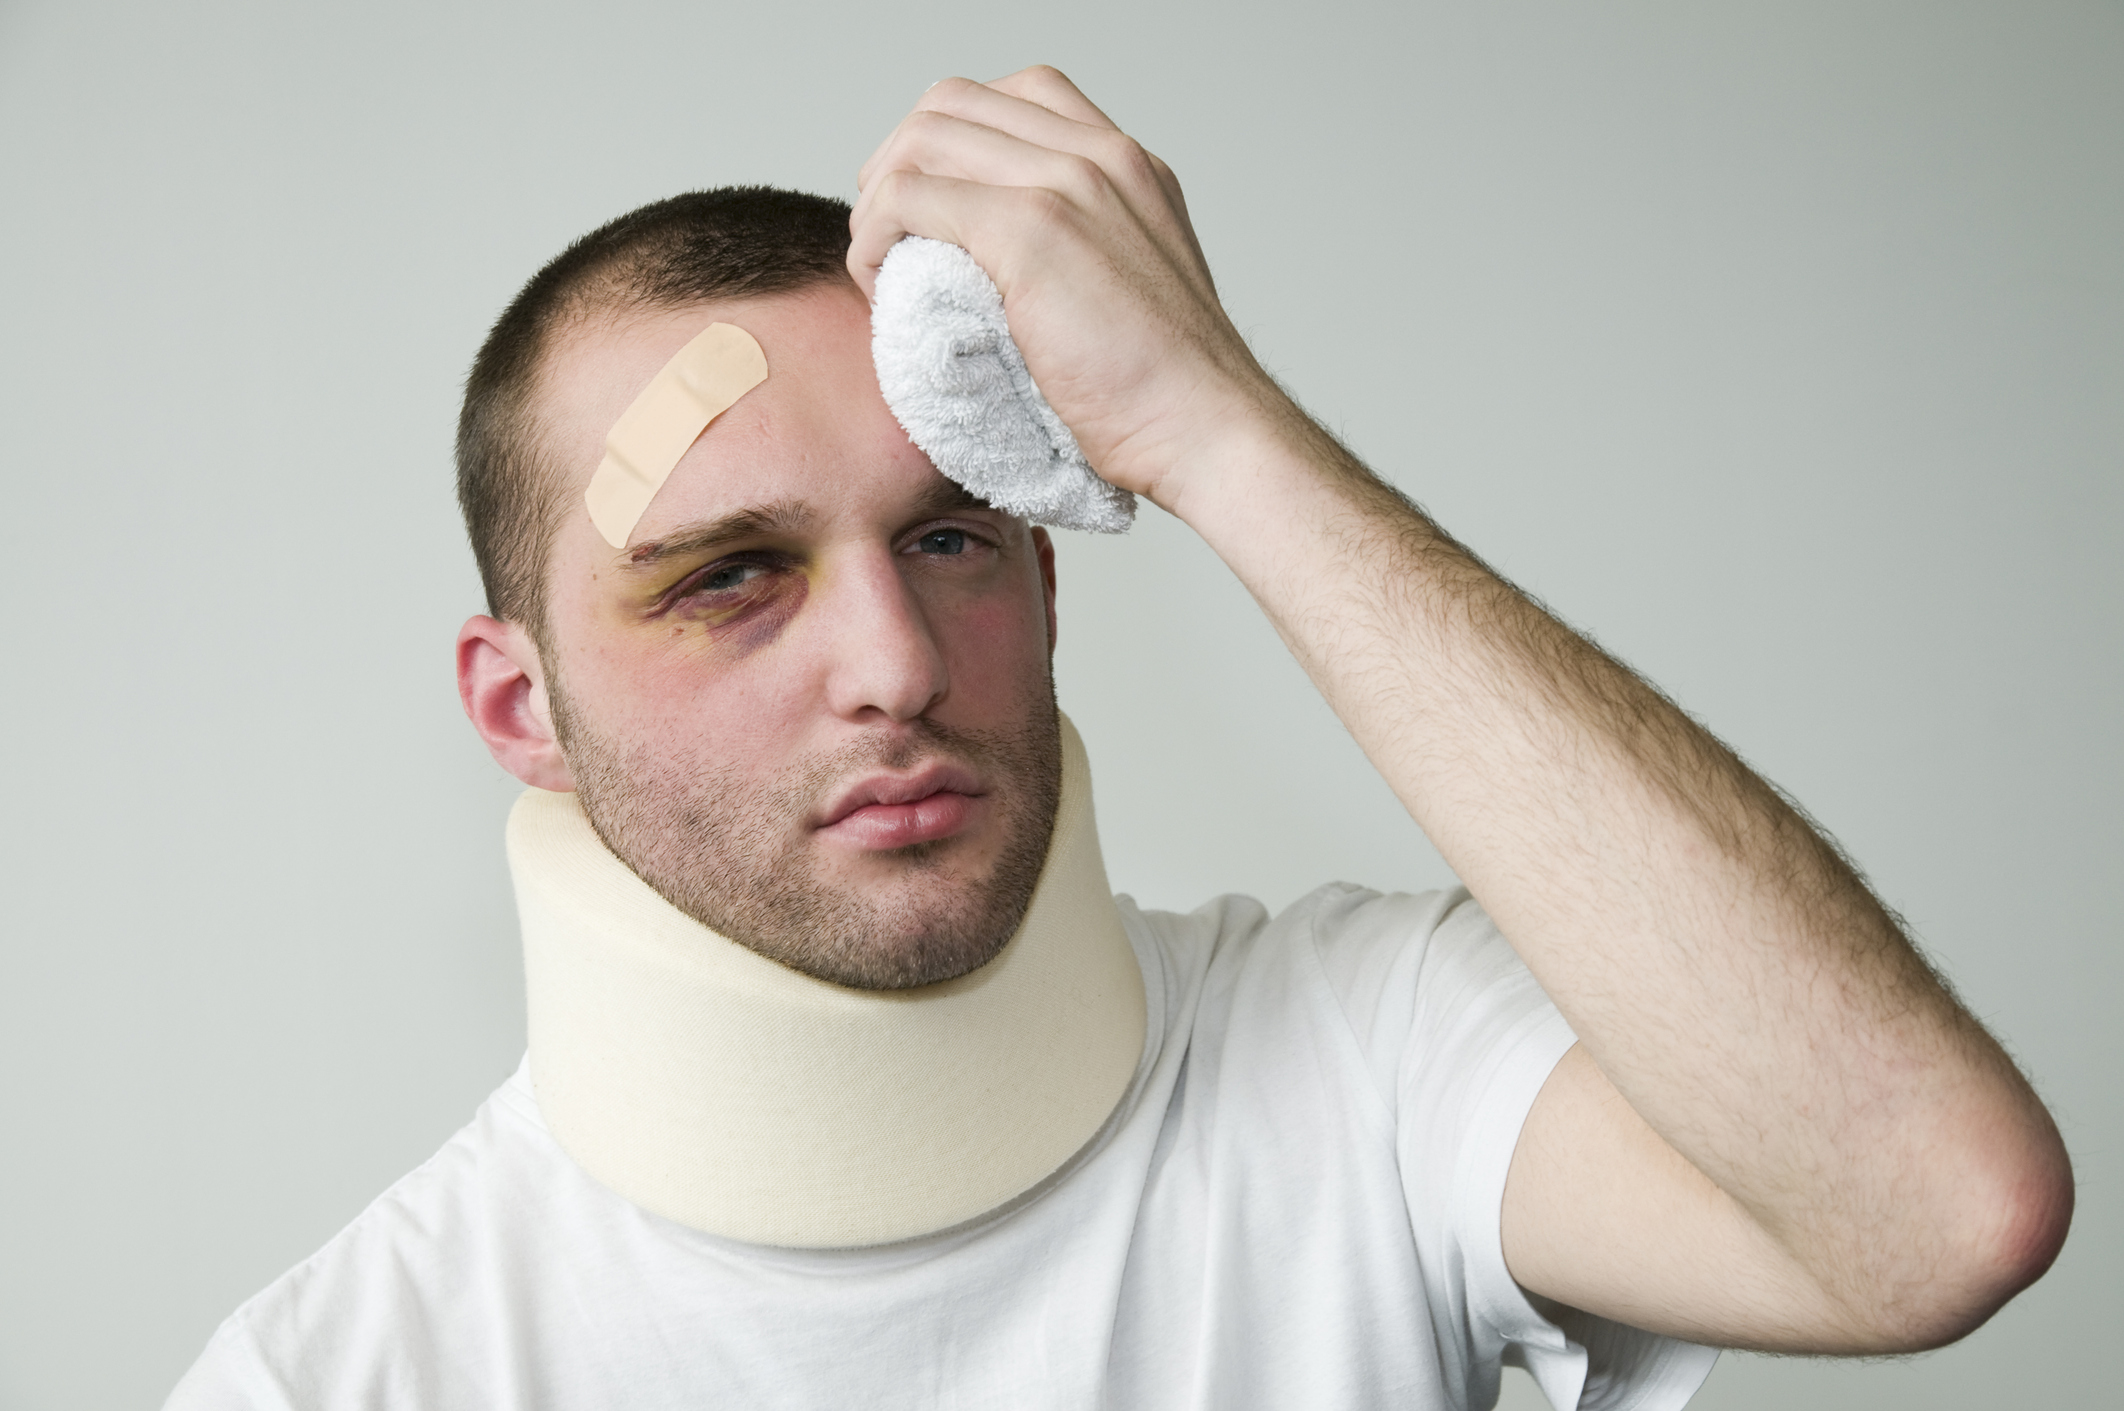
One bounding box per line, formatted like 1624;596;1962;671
933;577;1052;695
579;583;814;741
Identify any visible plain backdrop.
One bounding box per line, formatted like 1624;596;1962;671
1;2;2116;1407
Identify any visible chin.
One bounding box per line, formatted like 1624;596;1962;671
794;921;1014;991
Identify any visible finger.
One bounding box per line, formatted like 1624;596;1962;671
848;118;1207;313
846;170;1015;299
981;66;1119;129
1141;151;1207;276
856;79;985;193
852;110;1113;235
920;76;1187;230
847;167;1118;302
859;76;1118;193
856;107;1172;269
854;80;955;197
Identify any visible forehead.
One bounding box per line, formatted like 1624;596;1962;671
529;278;981;636
536;280;898;511
536;281;970;598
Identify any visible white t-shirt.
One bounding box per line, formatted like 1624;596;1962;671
167;886;1718;1410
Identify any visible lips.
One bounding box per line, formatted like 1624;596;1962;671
814;762;986;850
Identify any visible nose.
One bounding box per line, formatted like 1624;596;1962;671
818;548;949;724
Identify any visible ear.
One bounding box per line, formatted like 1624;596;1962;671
456;615;576;792
1032;527;1058;654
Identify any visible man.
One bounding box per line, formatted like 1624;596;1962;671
168;68;2071;1409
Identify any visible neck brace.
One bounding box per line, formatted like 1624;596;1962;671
507;715;1147;1249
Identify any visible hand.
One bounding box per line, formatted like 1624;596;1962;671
848;67;1290;512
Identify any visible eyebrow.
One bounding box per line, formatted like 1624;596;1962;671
621;500;816;570
616;479;1001;572
908;479;995;518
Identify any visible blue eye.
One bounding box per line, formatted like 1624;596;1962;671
918;529;968;555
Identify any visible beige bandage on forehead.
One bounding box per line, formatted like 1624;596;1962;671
584;322;769;548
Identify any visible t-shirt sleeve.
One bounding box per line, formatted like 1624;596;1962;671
162;1315;301;1411
1312;887;1718;1411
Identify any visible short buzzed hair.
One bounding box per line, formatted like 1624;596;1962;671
455;186;854;642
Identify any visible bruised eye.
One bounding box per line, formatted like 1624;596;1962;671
694;561;767;594
917;529;968;556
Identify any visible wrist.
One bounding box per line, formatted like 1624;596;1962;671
1114;374;1316;524
1148;385;1364;543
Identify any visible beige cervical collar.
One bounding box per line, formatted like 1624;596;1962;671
508;716;1147;1248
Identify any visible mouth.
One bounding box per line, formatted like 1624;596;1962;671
813;761;987;851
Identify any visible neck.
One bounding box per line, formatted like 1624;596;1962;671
507;715;1147;1248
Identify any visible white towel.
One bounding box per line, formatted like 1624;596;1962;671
871;237;1134;534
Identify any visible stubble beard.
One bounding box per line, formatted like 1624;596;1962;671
548;675;1064;991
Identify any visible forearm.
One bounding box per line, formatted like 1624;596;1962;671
1162;403;2070;1333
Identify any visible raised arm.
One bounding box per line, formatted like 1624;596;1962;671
848;67;2072;1353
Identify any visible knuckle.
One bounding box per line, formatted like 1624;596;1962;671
926;76;981;105
1063;151;1104;184
1103;134;1157;186
1055;152;1109;200
904;109;952;141
1015;184;1074;226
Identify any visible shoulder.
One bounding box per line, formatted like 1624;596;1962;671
1133;884;1481;1019
1118;884;1488;1094
1129;884;1561;1112
1121;882;1473;976
260;1071;534;1309
166;1068;551;1409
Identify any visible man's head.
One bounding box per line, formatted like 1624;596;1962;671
454;188;1063;991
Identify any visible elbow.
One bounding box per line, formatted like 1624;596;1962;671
1856;1117;2075;1353
1940;1135;2075;1343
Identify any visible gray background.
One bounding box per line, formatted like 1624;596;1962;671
1;1;2116;1407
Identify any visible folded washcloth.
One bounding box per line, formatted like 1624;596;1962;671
871;236;1134;534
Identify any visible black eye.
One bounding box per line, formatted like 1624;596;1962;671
918;529;968;556
697;561;766;593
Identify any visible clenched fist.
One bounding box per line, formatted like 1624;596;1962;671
848;67;1297;516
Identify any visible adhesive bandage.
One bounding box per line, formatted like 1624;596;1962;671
584;322;769;548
